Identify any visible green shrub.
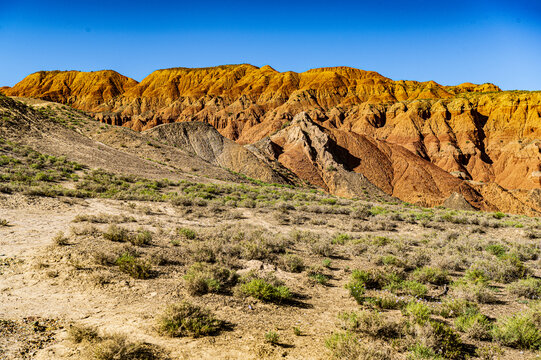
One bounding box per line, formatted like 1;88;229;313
264;331;280;344
450;280;498;304
157;302;224;337
492;211;506;219
407;343;443;360
308;269;329;285
399;281;428;298
379;255;404;267
103;224;132;242
177;227;196;240
184;262;237;295
92;333;163;360
322;258;332;268
345;276;366;304
280;254;304;273
349;269;403;291
404;301;431;324
131;229;152;246
464;268;490;283
427;321;464;359
332;233;351;245
485;244;508;258
239;278;292;303
366;292;408;310
492;312;541;350
320;198;337;205
338;310;403;339
508;277;541;299
115;253;151;279
438;299;479;318
455;311;492;340
412;267;449;285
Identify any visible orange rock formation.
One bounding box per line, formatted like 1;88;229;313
5;65;540;213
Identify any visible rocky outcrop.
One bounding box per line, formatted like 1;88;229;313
442;193;477;211
256;112;486;207
252;112;393;200
143;122;294;185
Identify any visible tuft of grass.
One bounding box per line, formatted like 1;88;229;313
508;277;541;299
280;254;304;273
396;281;428;298
455;311;492;340
492;312;541;350
426;321;464;360
365;292;408;310
412;267;449;285
310;239;334;257
239;277;292;303
115;253;152;279
264;331;280;344
131;229;152;246
450;280;498;304
325;331;393;360
177;227;196;240
407;343;443;360
438;298;479;318
92;333;164;360
475;344;504;360
482;253;529;281
184;262;237;295
68;324;99;343
345;275;366;304
331;233;351;245
403;301;431;325
338;310;403;339
307;269;329;285
103;224;132;242
485;244;508;258
322;258;332;268
53;231;69;246
157;301;224;338
0;218;9;227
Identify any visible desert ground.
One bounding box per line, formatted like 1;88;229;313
1;95;541;360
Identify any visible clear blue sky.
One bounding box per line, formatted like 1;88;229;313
1;0;540;90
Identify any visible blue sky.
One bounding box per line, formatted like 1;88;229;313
1;0;540;90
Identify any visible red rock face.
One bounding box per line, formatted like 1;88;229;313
5;65;541;213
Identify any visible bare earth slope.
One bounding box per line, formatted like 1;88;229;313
143;122;296;185
0;96;288;185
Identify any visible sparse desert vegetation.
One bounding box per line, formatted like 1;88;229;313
0;95;540;359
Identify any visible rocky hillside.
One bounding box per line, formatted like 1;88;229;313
3;65;540;213
4;70;137;109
